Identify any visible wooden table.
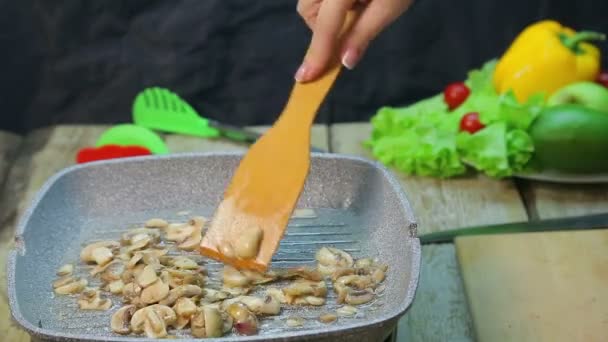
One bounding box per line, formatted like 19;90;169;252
1;123;606;342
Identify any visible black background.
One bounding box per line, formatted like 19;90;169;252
2;0;608;134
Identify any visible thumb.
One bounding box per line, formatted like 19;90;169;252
340;1;408;69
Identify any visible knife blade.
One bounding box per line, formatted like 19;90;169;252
419;212;608;244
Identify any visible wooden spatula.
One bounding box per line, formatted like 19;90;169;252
200;12;356;272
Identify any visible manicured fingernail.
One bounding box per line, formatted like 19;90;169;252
341;48;360;70
295;63;309;82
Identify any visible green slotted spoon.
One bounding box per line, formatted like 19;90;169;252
132;87;261;143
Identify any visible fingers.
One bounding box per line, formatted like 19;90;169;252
341;0;412;70
296;0;322;29
295;0;356;82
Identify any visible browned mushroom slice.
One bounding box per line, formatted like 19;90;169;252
226;302;259;336
77;288;112;310
80;241;119;264
56;264;73;277
145;218;169;229
111;305;136;335
315;247;354;275
54;278;88;295
140;279;170;304
158;284;202;306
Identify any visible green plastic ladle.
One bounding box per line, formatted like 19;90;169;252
132;87;270;143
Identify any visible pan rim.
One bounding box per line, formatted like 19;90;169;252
7;151;421;341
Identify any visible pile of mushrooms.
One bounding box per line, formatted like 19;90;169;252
51;213;388;338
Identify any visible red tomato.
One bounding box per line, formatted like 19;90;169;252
459;112;485;134
596;70;608;88
444;82;471;110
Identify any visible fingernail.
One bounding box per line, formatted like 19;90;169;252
341;48;360;70
294;63;309;82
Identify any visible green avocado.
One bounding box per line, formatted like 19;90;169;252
529;104;608;173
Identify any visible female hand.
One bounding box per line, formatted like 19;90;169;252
295;0;413;82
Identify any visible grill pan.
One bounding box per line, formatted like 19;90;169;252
7;152;421;342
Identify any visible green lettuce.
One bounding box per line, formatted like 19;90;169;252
365;59;543;178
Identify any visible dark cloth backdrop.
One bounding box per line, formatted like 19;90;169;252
2;0;608;134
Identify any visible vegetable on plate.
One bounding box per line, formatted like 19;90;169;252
366;19;607;179
494;20;605;103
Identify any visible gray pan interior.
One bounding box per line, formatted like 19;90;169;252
8;152;421;342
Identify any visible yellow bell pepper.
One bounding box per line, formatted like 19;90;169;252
494;20;605;103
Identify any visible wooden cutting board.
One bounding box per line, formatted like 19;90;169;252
455;229;608;342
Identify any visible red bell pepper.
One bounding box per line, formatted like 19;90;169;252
76;145;152;164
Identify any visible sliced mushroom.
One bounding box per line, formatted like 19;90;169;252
127;253;144;269
335;274;374;290
174;297;197;318
158;284;202;306
226;302;258;336
111;305;136;334
140;279;170;304
145;218;169;229
165;268;205;289
234;225;263;259
222;266;251;288
293;296;325;306
318;313;337;324
77;289;112;310
176;218;204;251
121;228;161;245
354;258;374;269
286;317;305;327
371;267;386;284
221;286;251;296
91;247;114;266
165;223;195;242
337;305;358;317
56;264;73;277
54;278;87;295
344;288;374;305
126;234;152;253
136;264;159;288
283;279;327;298
173;297;197;329
315;247;354;275
190;309;206;338
266;287;288;304
131;305;176;338
202;288;229;303
172;256;198;270
80;241;119;264
224;295;281;316
52;276;75;289
177;231;202;251
241;269;277;285
203;306;224;337
107;279;125;294
99;261;125;281
279;266;323;281
122;282;142;304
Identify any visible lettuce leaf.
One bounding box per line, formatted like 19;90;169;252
366;59;543;178
456;123;534;178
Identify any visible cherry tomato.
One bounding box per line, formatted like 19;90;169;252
459;112;485;134
444;82;471;110
596;70;608;88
